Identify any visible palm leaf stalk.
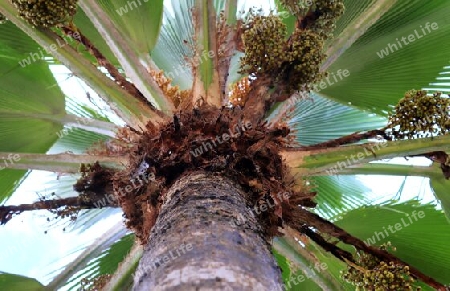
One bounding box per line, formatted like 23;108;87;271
78;0;175;115
0;0;166;129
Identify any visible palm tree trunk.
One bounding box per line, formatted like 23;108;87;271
133;171;283;290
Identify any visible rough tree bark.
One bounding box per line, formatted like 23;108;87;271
133;171;283;290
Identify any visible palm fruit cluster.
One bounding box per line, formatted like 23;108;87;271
309;0;345;40
0;13;7;24
342;243;419;290
343;261;418;290
284;29;326;91
239;11;326;92
278;0;311;17
240;13;287;76
80;274;112;290
11;0;78;27
387;89;450;139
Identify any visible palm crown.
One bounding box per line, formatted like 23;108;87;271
0;0;450;290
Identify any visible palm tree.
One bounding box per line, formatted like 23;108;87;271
0;0;449;290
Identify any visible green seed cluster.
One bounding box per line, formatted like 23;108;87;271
11;0;78;27
343;262;417;290
239;12;326;92
342;243;419;290
0;13;7;24
240;14;288;75
310;0;345;40
387;89;450;139
240;1;345;92
80;274;112;290
285;29;326;91
278;0;311;16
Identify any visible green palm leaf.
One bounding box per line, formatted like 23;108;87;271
336;201;450;284
0;22;65;203
71;7;119;65
97;234;135;275
429;173;450;221
286;93;386;145
322;0;450;115
274;236;353;290
47;222;127;290
0;273;46;291
152;0;195;89
94;0;164;54
312;175;371;220
331;0;374;39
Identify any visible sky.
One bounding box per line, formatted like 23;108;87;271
0;0;440;288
